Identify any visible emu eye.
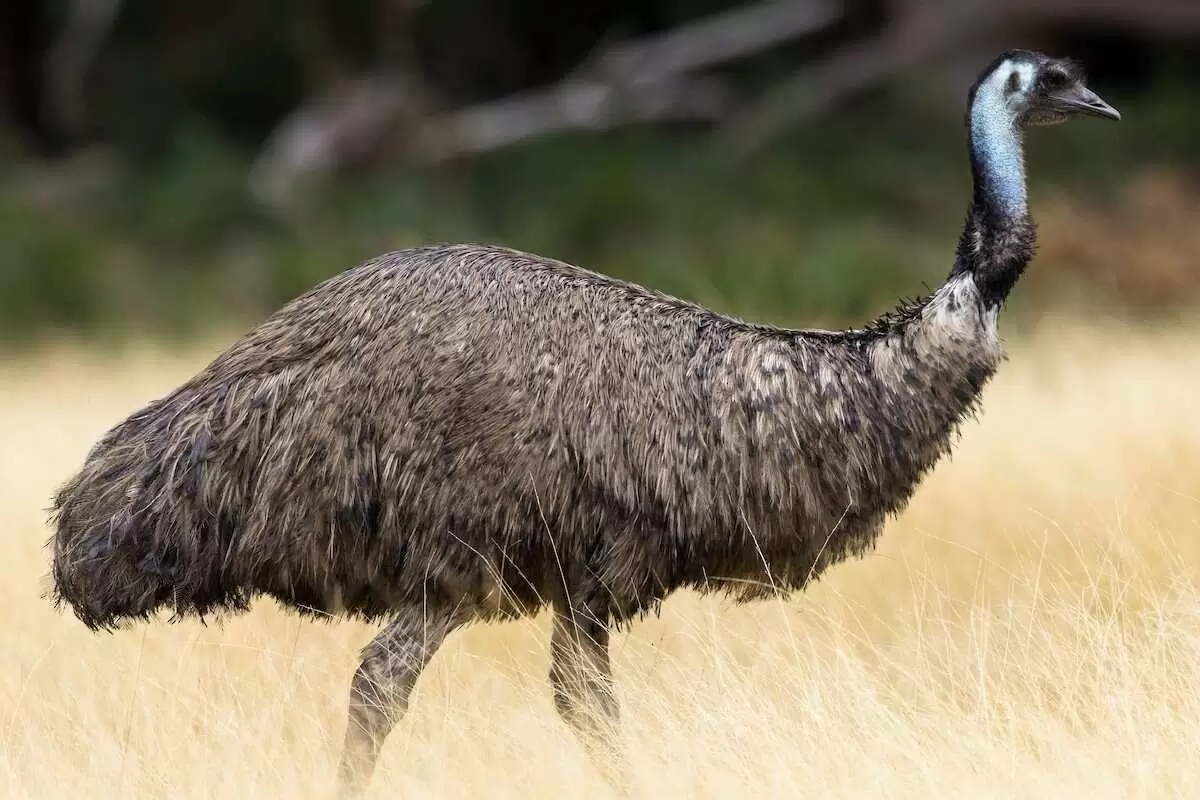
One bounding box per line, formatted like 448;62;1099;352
1040;70;1069;91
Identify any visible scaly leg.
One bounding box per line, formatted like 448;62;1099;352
338;605;468;795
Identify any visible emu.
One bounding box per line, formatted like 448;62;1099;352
50;50;1117;792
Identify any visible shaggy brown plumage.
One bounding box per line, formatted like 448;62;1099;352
47;49;1118;792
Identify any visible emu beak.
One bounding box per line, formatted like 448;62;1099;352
1055;86;1121;121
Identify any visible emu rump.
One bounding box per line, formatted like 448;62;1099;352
50;50;1118;791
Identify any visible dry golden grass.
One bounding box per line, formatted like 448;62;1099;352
1;318;1198;799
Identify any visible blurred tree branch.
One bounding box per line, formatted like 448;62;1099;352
249;0;842;212
249;0;1200;212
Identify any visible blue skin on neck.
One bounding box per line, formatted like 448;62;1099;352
969;74;1027;218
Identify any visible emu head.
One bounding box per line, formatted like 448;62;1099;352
971;50;1121;129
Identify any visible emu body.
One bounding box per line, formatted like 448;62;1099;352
48;50;1118;792
52;247;1001;625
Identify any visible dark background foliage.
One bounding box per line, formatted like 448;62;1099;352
1;0;1198;343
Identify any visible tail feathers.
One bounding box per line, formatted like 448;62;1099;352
48;420;249;629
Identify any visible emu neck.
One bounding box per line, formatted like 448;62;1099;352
969;88;1026;218
952;82;1037;308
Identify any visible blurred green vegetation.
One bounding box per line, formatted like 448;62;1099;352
2;71;1197;346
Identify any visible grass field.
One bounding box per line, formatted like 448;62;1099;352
1;318;1198;799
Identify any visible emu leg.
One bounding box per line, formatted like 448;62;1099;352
549;605;622;775
338;606;466;795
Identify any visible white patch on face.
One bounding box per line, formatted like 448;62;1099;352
1011;61;1035;97
979;59;1032;121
